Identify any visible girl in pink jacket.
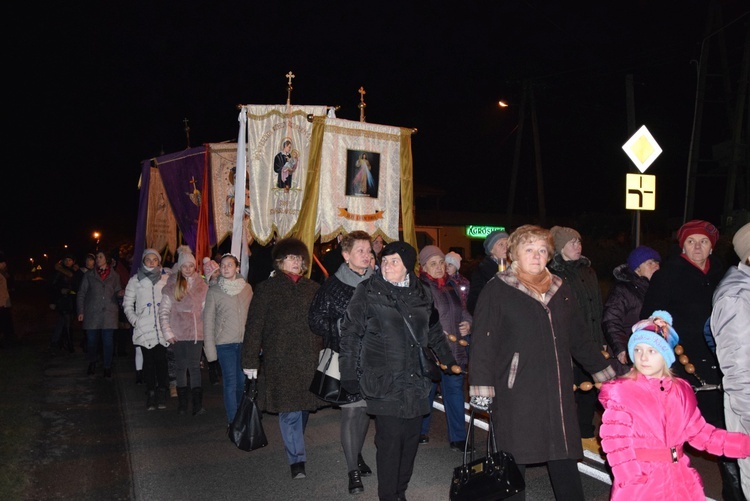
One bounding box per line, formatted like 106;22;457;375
599;310;750;500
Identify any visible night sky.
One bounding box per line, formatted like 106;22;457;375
5;1;748;266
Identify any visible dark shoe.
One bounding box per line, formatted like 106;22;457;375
450;441;467;452
290;462;306;479
348;469;364;494
419;435;429;444
103;368;112;379
135;370;143;385
157;387;168;410
86;362;96;375
357;453;372;477
191;387;206;415
177;387;189;415
146;391;156;411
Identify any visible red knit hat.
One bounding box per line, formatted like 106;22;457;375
677;220;719;248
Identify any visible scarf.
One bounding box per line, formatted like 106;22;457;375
680;253;711;274
514;267;552;299
139;266;162;285
420;272;447;289
219;276;247;296
96;265;111;281
283;272;302;283
334;263;373;288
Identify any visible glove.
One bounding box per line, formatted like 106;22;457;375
243;369;258;379
341;379;360;395
470;395;492;411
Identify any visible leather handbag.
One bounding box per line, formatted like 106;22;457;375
228;378;268;452
449;409;525;500
309;347;353;405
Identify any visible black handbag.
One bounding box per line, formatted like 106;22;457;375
309;347;354;405
450;409;525;501
228;378;268;452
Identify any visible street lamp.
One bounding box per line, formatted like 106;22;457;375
93;232;101;251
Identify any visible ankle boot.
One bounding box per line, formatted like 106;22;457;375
357;453;372;476
718;458;744;501
191;387;205;415
156;387;168;410
348;469;364;494
177;387;189;415
146;390;156;411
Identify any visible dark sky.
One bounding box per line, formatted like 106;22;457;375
6;1;748;264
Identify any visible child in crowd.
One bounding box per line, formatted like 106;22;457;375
598;310;750;500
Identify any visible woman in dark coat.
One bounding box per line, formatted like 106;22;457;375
242;238;322;480
339;241;457;501
469;225;615;500
640;219;743;500
601;245;661;375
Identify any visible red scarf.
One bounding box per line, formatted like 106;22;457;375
680;253;711;274
283;272;302;283
96;265;111;280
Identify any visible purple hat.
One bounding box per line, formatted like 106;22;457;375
627;245;661;273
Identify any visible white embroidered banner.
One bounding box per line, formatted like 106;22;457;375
244;104;327;244
317;118;402;242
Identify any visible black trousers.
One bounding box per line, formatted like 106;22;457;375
374;414;422;501
140;344;168;391
509;458;585;501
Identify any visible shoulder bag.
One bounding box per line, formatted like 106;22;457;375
449;409;525;500
309;347;356;405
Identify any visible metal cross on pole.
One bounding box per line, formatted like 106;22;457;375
285;71;295;105
358;86;367;122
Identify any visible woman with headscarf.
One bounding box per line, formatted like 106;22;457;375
242;238;322;480
468;225;615;500
203;253;253;426
159;246;209;415
77;250;123;379
123;249;171;410
339;241;457;501
640;219;743;499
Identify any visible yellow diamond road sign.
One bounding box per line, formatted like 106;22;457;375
626;173;656;211
622;125;662;173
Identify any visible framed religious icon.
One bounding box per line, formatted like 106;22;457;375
346;149;380;198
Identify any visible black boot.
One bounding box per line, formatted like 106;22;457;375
348;469;364;494
146;390;156;411
156;387;168;410
191;387;205;415
86;362;96;375
718;458;745;501
177;387;189;415
357;453;372;477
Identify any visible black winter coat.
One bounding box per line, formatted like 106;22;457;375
469;271;614;464
601;264;650;374
339;272;457;419
467;256;499;315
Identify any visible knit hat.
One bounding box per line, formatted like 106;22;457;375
627;245;661;273
175;245;196;269
418;245;445;268
444;251;462;271
382;241;417;272
677;219;719;248
483;230;509;254
550;226;582;253
142;248;161;264
732;222;750;262
202;257;220;282
628;310;680;367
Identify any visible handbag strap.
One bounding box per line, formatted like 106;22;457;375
464;409;499;465
392;296;423;347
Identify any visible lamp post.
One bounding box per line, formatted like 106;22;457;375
93;232;101;252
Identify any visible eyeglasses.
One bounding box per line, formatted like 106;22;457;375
284;255;303;263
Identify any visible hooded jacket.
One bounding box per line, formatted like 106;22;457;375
123;268;170;349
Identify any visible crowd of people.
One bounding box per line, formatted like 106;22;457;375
8;217;750;500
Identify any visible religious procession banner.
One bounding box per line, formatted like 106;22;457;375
145;166;178;255
242;104;328;245
313;117;411;242
206;142;240;245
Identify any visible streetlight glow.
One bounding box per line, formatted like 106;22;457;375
498;100;509;108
